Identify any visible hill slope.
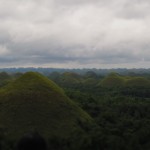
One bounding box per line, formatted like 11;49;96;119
0;72;93;139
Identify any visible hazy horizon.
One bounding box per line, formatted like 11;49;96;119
0;66;150;70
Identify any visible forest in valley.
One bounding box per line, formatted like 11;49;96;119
0;69;150;150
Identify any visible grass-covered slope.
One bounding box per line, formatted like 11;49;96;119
0;72;93;139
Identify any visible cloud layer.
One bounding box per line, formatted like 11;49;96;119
0;0;150;68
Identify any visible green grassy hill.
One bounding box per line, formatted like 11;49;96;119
125;77;150;88
0;72;93;139
100;73;125;88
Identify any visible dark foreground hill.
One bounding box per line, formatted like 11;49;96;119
0;72;93;139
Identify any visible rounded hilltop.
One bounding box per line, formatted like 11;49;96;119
0;72;94;139
2;72;65;94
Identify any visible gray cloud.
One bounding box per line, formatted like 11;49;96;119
0;0;150;68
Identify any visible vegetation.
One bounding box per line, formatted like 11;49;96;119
0;70;150;149
0;72;94;149
48;71;150;150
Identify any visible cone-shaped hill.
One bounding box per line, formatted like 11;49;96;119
0;72;93;139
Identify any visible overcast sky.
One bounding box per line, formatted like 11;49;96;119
0;0;150;68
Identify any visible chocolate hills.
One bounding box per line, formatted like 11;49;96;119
0;72;93;139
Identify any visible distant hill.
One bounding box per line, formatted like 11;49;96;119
0;72;93;139
0;67;150;76
100;73;125;88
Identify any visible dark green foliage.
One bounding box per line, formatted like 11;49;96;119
48;72;61;82
0;72;12;88
52;71;150;150
0;71;150;150
0;72;93;142
0;72;10;80
84;71;98;79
